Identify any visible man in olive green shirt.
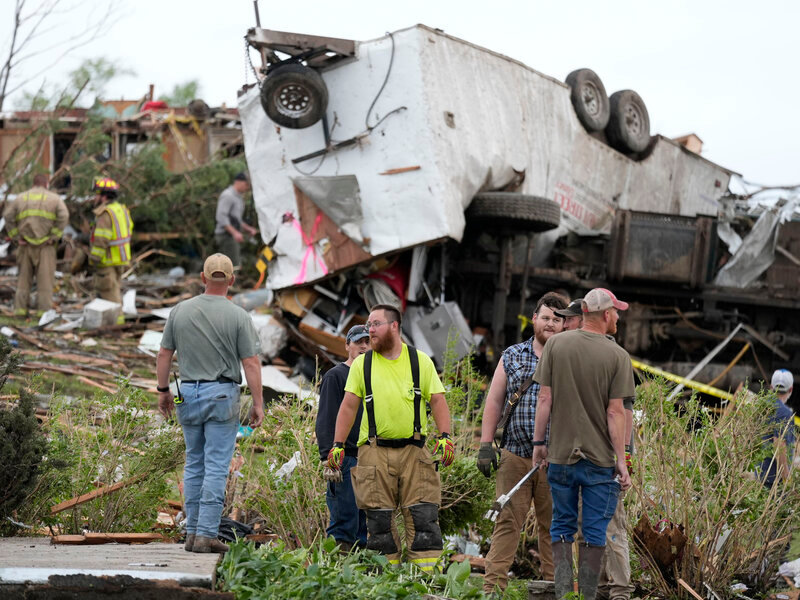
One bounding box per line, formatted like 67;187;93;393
532;288;634;600
157;253;264;554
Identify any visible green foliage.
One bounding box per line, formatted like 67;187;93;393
439;338;495;537
0;337;47;533
15;382;184;534
159;80;201;107
218;536;488;599
237;390;327;547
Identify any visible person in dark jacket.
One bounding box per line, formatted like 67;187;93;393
315;324;370;549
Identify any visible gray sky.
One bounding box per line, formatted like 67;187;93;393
6;0;799;186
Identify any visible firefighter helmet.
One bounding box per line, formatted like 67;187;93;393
93;177;119;198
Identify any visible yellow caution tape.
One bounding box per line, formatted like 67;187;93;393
255;246;274;275
630;358;734;401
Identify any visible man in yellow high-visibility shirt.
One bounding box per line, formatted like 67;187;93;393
3;174;69;317
89;177;132;324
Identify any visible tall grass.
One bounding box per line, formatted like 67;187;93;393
631;379;799;597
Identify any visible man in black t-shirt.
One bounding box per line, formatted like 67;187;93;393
315;325;370;549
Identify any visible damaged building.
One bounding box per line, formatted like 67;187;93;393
0;89;243;189
238;24;800;404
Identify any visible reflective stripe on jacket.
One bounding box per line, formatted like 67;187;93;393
2;187;69;245
90;202;133;266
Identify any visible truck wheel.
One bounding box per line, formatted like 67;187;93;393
605;90;651;153
260;63;328;129
467;193;561;233
565;69;610;132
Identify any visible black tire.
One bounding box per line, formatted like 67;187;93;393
605;90;651;153
467;192;561;233
565;68;610;132
260;63;328;129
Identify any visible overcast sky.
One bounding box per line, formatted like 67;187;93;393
6;0;799;186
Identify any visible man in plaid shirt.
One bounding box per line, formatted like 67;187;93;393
478;291;568;595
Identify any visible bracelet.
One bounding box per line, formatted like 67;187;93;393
532;440;546;446
156;385;170;392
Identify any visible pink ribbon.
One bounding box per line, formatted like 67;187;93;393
293;212;328;284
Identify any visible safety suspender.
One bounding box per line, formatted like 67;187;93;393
364;345;423;446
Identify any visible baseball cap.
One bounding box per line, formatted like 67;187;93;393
555;298;583;318
203;253;234;280
582;288;629;313
771;369;794;392
233;172;249;182
346;325;369;343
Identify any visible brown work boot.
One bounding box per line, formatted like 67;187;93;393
184;533;195;552
192;536;229;553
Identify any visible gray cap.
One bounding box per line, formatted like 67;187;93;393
346;325;369;343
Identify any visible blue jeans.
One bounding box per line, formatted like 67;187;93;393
176;381;240;539
326;455;367;546
548;459;620;546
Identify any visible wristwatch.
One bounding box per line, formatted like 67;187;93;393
156;385;170;392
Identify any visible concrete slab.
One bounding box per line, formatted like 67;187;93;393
0;537;221;589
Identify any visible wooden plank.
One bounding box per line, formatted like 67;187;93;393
298;321;347;358
50;474;147;514
47;352;117;368
51;533;164;545
8;327;52;351
84;532;163;544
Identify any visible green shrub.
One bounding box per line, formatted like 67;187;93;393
218;536;488;599
16;382;184;533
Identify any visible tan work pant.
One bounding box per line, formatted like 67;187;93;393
600;492;634;599
577;491;634;600
485;449;554;593
352;443;443;571
94;265;123;303
15;243;57;314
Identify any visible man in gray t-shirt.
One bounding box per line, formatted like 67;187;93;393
214;172;259;267
157;253;264;554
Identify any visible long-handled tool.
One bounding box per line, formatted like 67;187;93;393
484;464;541;522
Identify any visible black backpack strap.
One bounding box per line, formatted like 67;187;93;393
407;345;422;440
363;350;377;442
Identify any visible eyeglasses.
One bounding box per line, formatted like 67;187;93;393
365;320;394;330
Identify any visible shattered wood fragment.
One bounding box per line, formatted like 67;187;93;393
450;553;486;572
678;578;705;600
379;165;421;175
50;473;148;514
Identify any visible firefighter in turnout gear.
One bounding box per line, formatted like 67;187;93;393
3;174;69;317
89;177;132;324
328;303;455;572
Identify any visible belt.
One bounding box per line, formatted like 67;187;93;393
181;377;237;385
369;436;426;448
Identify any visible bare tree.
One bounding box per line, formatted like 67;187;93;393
0;0;118;111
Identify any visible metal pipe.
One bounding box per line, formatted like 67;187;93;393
253;0;261;27
666;323;743;401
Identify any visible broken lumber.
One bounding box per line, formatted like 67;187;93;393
450;553;486;572
50;473;147;514
379;165;421;175
51;532;163;545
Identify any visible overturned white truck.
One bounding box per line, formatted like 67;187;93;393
240;24;799;398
